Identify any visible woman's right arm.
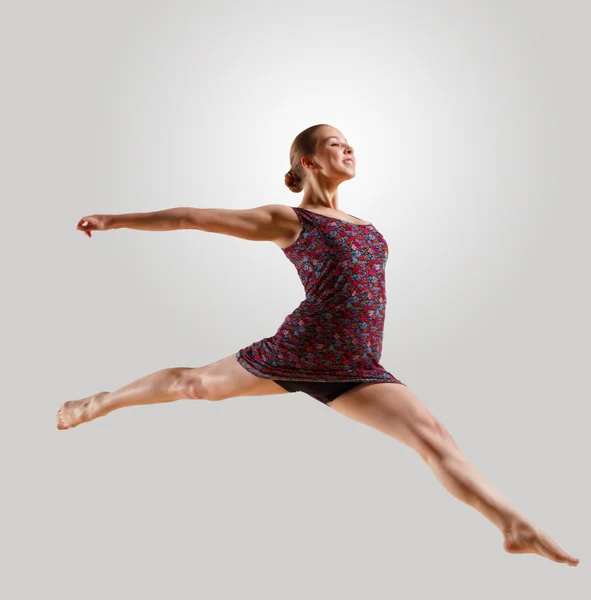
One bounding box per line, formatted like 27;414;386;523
81;204;293;243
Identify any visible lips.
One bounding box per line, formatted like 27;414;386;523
343;159;355;166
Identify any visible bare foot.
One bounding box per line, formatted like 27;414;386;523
56;392;108;430
503;521;580;566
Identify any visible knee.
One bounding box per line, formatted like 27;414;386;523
413;417;460;462
172;368;211;400
436;421;459;450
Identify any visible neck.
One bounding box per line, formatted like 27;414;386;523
301;181;340;211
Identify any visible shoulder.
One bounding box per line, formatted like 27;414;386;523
265;204;297;220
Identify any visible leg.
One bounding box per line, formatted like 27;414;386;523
56;353;288;430
327;382;580;566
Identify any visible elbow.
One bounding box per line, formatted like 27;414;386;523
180;207;201;230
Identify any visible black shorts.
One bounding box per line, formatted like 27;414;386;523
274;380;365;405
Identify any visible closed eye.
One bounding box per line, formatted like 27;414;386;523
331;141;352;150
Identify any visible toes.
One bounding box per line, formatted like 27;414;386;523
56;405;68;430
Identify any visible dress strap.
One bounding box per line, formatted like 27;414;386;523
290;206;314;225
293;206;372;227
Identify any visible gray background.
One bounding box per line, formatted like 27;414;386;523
2;0;589;598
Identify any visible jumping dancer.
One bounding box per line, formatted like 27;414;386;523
57;124;579;566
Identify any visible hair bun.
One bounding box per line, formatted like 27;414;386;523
284;168;302;193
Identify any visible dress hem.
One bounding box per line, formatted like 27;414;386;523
235;351;405;385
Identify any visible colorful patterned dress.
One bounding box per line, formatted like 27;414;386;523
236;206;404;385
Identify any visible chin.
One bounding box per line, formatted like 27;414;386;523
335;169;356;183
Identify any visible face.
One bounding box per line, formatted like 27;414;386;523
303;127;356;183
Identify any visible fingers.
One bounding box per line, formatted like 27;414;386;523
77;217;92;230
77;216;96;238
77;214;109;238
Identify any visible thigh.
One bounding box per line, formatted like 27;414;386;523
194;353;289;400
327;382;453;461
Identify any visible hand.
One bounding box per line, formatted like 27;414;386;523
77;214;113;238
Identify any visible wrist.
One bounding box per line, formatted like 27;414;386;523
105;214;119;230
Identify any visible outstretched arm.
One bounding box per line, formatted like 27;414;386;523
78;205;294;243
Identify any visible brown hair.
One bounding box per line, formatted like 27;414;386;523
284;124;329;193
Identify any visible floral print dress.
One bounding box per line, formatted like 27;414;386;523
236;206;405;385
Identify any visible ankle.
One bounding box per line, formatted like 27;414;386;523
91;391;110;414
502;512;532;535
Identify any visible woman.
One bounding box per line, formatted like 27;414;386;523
57;124;579;566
